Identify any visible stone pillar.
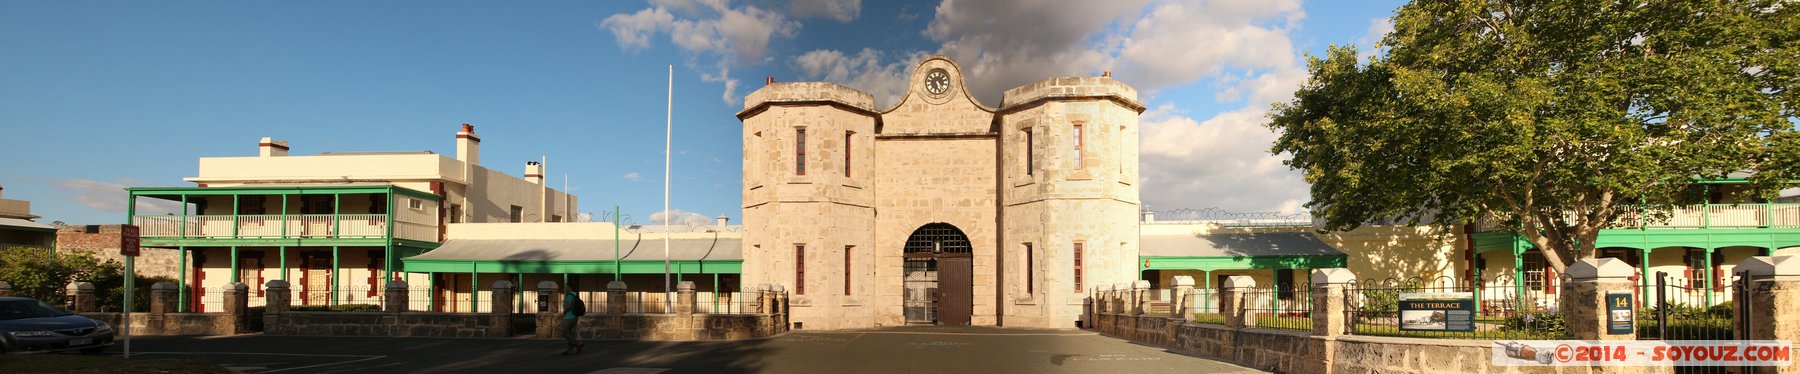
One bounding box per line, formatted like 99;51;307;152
67;282;96;313
1310;268;1355;336
265;281;290;313
150;282;178;315
535;281;560;339
1171;276;1195;319
676;281;696;315
491;281;514;315
1738;255;1800;374
771;285;788;316
0;281;11;297
1562;258;1636;340
1132;280;1151;315
222;282;248;316
536;281;560;315
1221;276;1255;329
606;281;627;315
752;284;769;315
383;280;408;313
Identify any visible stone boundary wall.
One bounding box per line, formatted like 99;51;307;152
536;314;783;341
80;312;248;336
265;312;511;338
1093;312;1547;374
1087;266;1677;374
532;280;790;341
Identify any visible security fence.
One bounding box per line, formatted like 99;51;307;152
1639;271;1736;341
1345;276;1562;339
1244;286;1313;332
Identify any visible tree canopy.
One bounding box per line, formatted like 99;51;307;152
1267;0;1800;272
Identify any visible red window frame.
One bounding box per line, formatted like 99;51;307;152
844;132;853;178
1072;124;1084;169
796;128;807;176
1024;128;1035;176
795;244;806;295
843;245;853;296
1024;243;1034;294
1073;242;1084;292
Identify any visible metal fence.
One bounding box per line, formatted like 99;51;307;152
1346;277;1563;339
697;292;760;315
1243;286;1313;332
1639;271;1735;341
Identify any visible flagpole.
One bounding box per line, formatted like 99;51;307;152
663;64;673;303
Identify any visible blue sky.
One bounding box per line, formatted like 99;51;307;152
0;0;1405;225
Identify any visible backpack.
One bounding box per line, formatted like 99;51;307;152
569;296;586;317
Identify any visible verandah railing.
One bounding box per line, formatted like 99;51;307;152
132;214;436;241
1474;203;1800;231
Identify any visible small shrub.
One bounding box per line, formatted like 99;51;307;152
1501;311;1565;338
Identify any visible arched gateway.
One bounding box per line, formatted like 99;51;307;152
903;223;973;325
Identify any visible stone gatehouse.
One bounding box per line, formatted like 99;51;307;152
736;56;1145;329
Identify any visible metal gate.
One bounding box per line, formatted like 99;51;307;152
1641;271;1742;374
901;223;973;325
1641;271;1736;341
903;259;937;323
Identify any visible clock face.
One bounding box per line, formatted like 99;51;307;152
925;68;950;95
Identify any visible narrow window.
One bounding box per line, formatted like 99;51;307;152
1072;124;1084;169
844;245;853;296
795;244;806;295
509;205;523;223
844;132;854;178
1024;128;1035;176
1118;125;1127;177
1073;242;1084;292
1024;243;1034;294
795;128;807;176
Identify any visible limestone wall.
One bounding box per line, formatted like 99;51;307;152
1091;312;1667;374
81;312;249;336
538;314;783;341
264;311;510;338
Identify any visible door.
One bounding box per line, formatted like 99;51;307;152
936;257;973;325
303;257;331;305
901;223;975;325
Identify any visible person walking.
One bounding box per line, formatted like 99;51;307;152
561;289;586;355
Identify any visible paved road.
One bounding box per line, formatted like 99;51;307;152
106;326;1261;373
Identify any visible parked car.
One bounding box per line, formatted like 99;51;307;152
0;296;113;354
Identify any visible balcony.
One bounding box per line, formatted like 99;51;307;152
131;214;437;242
1475;203;1800;231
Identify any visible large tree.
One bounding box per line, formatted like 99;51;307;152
1267;0;1800;272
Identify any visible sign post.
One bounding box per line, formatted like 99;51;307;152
1606;291;1634;335
120;225;139;359
1398;292;1476;332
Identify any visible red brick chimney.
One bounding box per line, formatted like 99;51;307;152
456;124;481;165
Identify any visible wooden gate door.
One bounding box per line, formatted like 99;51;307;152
936;256;973;326
303;257;331;305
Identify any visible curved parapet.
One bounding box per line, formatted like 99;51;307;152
738;81;878;119
999;76;1145;114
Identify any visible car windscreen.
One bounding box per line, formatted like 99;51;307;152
0;300;74;320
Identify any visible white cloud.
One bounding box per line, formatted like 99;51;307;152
1138;105;1308;213
921;0;1312;212
54;178;179;214
599;0;800;105
790;0;860;22
793;48;927;108
924;0;1151;105
1357;17;1393;61
624;172;643;181
649;208;715;226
